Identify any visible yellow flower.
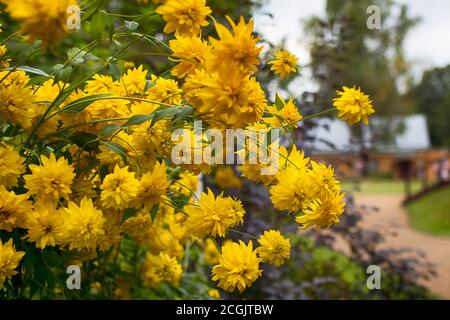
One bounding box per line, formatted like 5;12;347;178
119;65;148;95
0;80;35;129
308;160;341;200
23;202;63;249
61;197;105;250
0;144;25;188
147;75;183;105
224;197;245;226
141;252;183;288
295;192;346;229
122;209;153;243
147;225;184;258
88;98;130;120
0;186;32;231
133;162;170;209
203;238;220;265
100;165;140;210
0;239;25;289
170;171;198;198
214;166;242;190
156;0;211;36
280;145;310;172
268;49;299;79
97;215;122;252
257;230;291;267
1;0;78;47
70;177;97;203
96;132;132;170
266;97;302;128
0;44;10;69
85;74;118;94
212;240;262;293
184;68;267;128
169;35;211;78
333;86;375;125
24;153;75;203
0;70;29;86
184;189;245;238
208;288;220;300
209;16;262;75
29;79;64;137
270;167;313;213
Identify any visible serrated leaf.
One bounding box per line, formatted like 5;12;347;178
60;93;112;113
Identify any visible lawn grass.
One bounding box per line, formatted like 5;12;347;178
406;186;450;237
341;180;422;194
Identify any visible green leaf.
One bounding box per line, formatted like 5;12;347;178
54;66;73;83
67;47;99;65
15;66;50;77
124;114;154;127
67;132;99;152
149;203;160;221
275;93;285;110
172;106;195;124
102;140;127;162
151;106;183;127
100;123;122;136
60;93;112;113
122;208;138;223
144;80;156;92
91;11;107;39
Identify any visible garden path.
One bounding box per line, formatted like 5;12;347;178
352;194;450;299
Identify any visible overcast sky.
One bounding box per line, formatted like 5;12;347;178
254;0;450;84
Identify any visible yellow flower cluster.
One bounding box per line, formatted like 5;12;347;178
0;0;78;47
268;145;346;228
0;239;24;288
0;0;376;295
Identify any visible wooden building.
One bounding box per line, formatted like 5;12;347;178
307;114;449;184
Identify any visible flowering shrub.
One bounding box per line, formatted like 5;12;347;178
0;0;374;299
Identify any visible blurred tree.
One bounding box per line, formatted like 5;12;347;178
305;0;419;116
303;0;419;176
410;65;450;148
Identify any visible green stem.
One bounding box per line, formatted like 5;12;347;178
228;229;259;241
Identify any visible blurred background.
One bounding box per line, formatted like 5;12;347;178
250;0;450;299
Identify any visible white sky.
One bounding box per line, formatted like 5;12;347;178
254;0;450;84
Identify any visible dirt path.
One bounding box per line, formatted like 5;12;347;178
351;194;450;299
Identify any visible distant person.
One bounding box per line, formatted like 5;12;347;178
440;158;449;182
